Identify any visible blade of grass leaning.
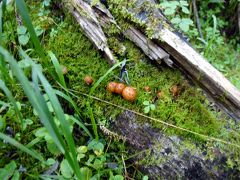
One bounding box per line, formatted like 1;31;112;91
0;47;82;179
89;60;126;95
48;51;67;88
0;80;24;129
31;66;80;178
54;89;93;139
15;0;45;60
0;132;45;162
88;60;126;140
35;66;82;179
0;0;7;42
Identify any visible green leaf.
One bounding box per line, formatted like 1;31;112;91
0;116;5;131
16;0;46;61
179;19;193;32
181;6;190;14
35;127;47;138
180;1;188;6
144;106;150;114
0;161;16;180
171;17;181;24
113;175;124;180
77;153;86;161
77;146;88;154
46;158;56;166
47;141;61;155
11;171;19;180
17;25;27;35
143;101;150;106
150;104;156;111
142;175;149;180
80;167;92;180
0;132;44;162
60;159;73;179
92;159;103;170
22;118;33;131
164;8;175;15
34;26;44;36
18;34;30;45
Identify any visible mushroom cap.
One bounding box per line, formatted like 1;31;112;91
84;76;93;85
122;87;137;101
115;83;126;94
107;82;118;93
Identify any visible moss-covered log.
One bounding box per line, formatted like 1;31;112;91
66;0;240;121
62;0;240;178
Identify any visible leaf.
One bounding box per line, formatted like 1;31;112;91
47;141;61;155
46;158;56;166
17;26;27;35
179;19;193;32
113;175;124;180
164;8;175;15
181;6;190;14
34;26;44;36
142;175;149;180
77;146;88;154
144;106;150;114
0;116;5;131
150;104;156;111
77;153;85;161
60;159;73;179
180;1;188;6
80;167;92;180
35;127;47;138
0;161;16;180
171;17;181;24
22;118;33;131
18;34;30;45
143;101;150;106
92;159;103;170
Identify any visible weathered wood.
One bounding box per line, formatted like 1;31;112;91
92;2;173;66
110;111;240;179
107;0;240;120
70;0;115;65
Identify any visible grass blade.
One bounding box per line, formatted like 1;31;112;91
0;47;82;179
89;60;126;95
48;51;66;88
0;132;44;162
15;0;45;60
0;80;24;128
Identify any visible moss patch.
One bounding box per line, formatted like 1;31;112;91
46;14;233;144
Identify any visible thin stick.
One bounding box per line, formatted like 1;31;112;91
192;0;203;39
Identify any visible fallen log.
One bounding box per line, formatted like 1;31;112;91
62;1;240;178
67;0;240;120
106;0;240;120
109;111;240;179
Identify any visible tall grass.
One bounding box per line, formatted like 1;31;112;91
0;0;85;178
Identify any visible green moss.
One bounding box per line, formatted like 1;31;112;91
46;14;230;144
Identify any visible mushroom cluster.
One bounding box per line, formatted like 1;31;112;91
107;82;137;102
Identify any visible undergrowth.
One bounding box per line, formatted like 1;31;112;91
0;0;240;179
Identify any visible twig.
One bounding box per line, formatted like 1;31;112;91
238;3;240;34
192;0;203;39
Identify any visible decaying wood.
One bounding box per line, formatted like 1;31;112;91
92;4;173;66
116;0;240;120
70;0;115;65
67;0;240;120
